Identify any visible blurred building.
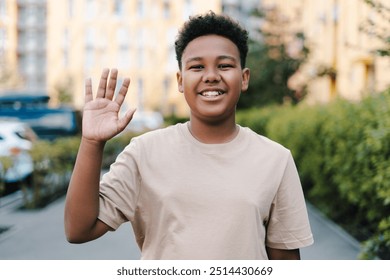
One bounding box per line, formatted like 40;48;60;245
1;0;264;117
2;0;389;116
0;0;17;89
46;0;228;116
261;0;390;104
1;0;47;91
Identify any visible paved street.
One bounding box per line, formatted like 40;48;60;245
0;191;361;260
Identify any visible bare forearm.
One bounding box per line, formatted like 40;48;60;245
64;68;133;242
64;138;107;242
266;247;301;260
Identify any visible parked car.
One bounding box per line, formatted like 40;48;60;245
125;111;164;133
0;120;37;195
0;92;81;141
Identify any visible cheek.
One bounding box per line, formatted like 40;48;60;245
182;75;200;89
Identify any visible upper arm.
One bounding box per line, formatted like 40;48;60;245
66;219;112;244
266;247;301;260
91;219;114;238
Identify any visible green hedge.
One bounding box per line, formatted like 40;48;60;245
26;137;81;208
25;131;136;209
16;95;390;259
237;90;390;259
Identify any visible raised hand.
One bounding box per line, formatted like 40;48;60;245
82;68;136;142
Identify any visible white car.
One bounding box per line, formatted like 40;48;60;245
0;120;37;193
125;111;164;133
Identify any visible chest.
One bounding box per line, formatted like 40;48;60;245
138;147;282;219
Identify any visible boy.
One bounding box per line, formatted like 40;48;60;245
65;11;313;260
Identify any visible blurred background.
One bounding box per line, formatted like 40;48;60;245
0;0;389;260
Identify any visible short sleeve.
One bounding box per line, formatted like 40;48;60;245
266;153;314;249
98;138;142;230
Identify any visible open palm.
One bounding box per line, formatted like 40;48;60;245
82;69;135;142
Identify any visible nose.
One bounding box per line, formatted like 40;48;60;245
202;68;221;83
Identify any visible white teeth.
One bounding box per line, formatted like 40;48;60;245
201;91;222;97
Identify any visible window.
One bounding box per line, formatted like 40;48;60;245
116;27;130;68
332;3;339;23
62;29;69;67
183;0;193;20
85;49;94;70
137;78;144;111
163;0;171;19
114;0;124;17
166;28;177;71
0;28;6;50
163;77;170;94
117;47;130;68
116;27;128;48
85;27;95;48
68;0;74;18
85;27;95;69
0;0;6;18
137;48;144;68
85;0;96;20
137;0;145;18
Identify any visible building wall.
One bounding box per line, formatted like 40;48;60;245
1;0;47;92
3;0;388;113
46;0;222;117
2;0;261;116
261;0;390;104
17;0;47;91
0;0;19;90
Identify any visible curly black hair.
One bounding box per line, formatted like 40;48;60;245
175;11;249;70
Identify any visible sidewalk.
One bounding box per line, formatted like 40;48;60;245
0;191;361;260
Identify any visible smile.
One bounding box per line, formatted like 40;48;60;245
199;91;224;97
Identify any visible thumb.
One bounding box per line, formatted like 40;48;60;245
117;108;137;132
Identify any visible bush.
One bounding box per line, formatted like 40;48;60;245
238;90;390;259
26;131;138;209
102;131;137;169
27;137;81;209
236;105;282;136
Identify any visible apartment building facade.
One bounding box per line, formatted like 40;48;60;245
5;0;384;114
1;0;46;91
261;0;390;104
47;0;228;116
1;0;263;116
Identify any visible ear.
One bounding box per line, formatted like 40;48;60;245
176;71;184;93
241;68;250;92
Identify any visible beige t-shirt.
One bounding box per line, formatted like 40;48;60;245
98;122;313;259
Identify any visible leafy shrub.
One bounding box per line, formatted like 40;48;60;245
102;131;137;169
0;156;13;196
236;105;282;136
164;114;189;127
27;137;80;208
238;90;390;259
26;131;138;209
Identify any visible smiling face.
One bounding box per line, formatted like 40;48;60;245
177;34;250;124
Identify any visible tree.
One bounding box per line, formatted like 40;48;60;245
360;0;390;57
238;7;309;109
54;76;74;106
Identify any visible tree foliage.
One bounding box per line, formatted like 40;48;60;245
238;7;309;109
360;0;390;57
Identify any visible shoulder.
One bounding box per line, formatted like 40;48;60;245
125;122;185;151
240;126;290;155
133;123;183;141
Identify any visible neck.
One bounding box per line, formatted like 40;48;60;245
187;117;238;144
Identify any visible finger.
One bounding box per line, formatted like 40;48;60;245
96;68;110;98
105;68;118;100
85;78;93;103
117;108;137;132
114;77;130;106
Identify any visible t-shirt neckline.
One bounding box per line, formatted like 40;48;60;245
179;121;245;154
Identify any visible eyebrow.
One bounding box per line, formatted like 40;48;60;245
184;55;237;64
